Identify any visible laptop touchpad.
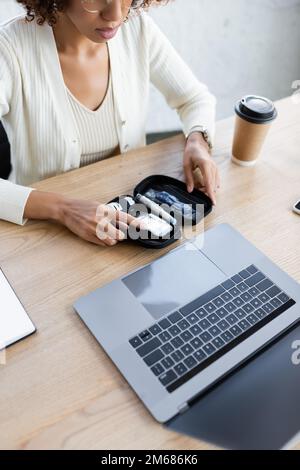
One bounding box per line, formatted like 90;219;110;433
122;243;226;321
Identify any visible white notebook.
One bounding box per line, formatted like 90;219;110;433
0;268;36;349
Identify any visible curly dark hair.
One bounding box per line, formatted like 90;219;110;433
16;0;169;27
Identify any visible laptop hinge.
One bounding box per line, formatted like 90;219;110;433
178;402;189;414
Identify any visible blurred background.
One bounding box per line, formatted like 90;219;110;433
1;0;300;140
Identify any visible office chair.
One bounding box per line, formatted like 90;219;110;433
0;121;11;180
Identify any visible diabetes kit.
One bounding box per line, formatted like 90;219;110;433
107;175;213;249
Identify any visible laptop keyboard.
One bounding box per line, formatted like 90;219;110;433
129;265;296;392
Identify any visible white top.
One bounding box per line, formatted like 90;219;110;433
0;12;217;226
67;67;120;167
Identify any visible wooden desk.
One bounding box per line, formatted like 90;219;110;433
0;97;299;450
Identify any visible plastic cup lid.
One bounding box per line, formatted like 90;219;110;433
235;95;278;124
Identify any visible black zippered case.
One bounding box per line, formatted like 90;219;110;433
107;174;213;249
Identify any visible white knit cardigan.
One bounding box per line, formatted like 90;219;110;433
0;11;216;225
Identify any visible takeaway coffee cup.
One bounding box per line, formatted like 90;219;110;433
232;95;278;167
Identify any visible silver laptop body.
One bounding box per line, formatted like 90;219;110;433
73;224;300;423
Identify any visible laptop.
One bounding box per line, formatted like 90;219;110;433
0;268;36;349
73;224;300;423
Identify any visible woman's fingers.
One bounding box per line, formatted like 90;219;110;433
199;160;221;205
96;218;125;243
94;208;146;247
183;159;195;193
98;206;140;228
97;211;144;244
216;168;221;189
93;234;117;247
116;220;129;235
116;210;136;225
89;236;108;247
106;222;126;241
201;163;217;205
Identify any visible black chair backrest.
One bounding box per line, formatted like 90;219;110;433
0;121;11;180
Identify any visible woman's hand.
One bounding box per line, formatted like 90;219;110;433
59;198;141;246
183;132;220;205
24;191;141;247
